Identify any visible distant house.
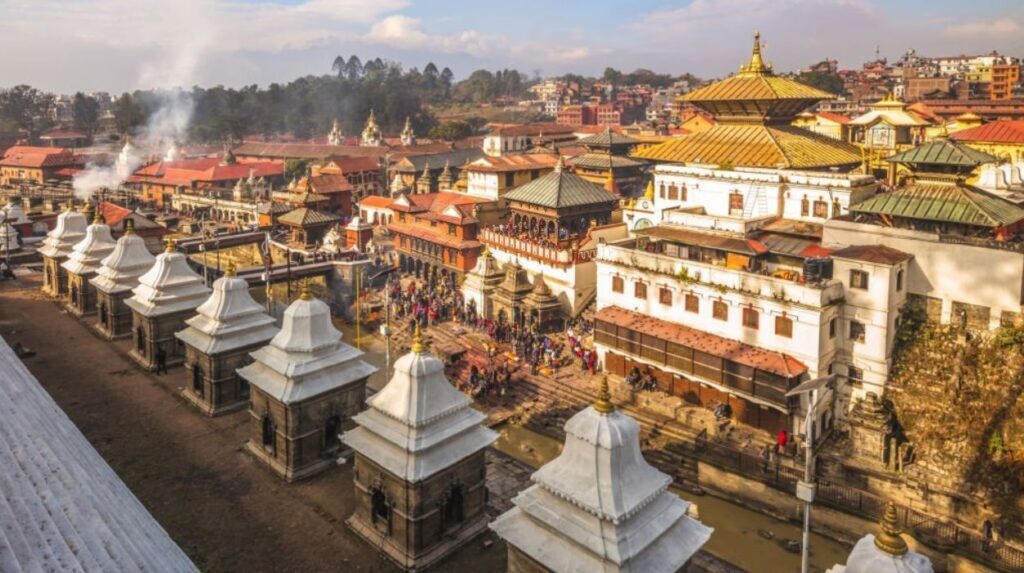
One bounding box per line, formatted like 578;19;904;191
39;129;90;148
0;146;81;185
127;156;284;208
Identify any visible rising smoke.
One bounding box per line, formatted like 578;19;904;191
73;0;215;200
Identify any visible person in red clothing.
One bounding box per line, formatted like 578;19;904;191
776;430;788;455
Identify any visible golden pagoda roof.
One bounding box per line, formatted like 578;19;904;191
634;123;862;169
684;33;835;113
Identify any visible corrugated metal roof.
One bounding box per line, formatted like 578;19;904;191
503;161;619;209
850;182;1024;227
887;139;997;167
278;207;341;226
633;124;862;169
577;130;638;147
567;152;645;170
951;120;1024;144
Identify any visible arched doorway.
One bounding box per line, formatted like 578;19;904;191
261;414;275;453
192;364;203;397
441;484;465;532
323;414;341;451
135;326;145;352
372;488;391;533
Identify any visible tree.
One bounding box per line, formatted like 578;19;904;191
111;92;145;135
428;120;472;141
602;67;623;85
797;71;845;95
284;158;311;181
71;92;100;135
332;55;346;78
0;85;53;133
344;55;363;81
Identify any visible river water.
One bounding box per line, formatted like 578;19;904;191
493;423;851;573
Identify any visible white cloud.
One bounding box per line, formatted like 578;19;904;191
945;17;1021;39
364;14;496;56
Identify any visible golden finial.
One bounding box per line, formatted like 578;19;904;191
481;245;491;258
554;155;565;173
124;217;135;235
225;261;237;277
92;206;103;225
874;501;909;556
594;375;614;414
299;281;313;301
164;238;175;253
741;31;769;75
411;322;425;354
644;180;655;201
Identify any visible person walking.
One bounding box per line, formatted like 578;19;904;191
154;346;168;375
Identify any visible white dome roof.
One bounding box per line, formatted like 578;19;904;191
62;220;116;276
126;245;210;317
269;291;340;353
833;503;934;573
91;230;157;294
175;268;278;355
39;208;88;259
0;222;19;252
2;201;31;225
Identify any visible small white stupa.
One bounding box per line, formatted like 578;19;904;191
62;207;117;315
490;376;714;573
39;205;89;297
461;247;503;320
125;240;210;370
827;501;934;573
116;138;138;179
39;205;88;259
238;284;377;480
0;221;19;253
91;219;156;339
343;325;498;570
176;262;279;415
2;199;31;225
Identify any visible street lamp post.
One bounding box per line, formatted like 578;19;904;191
370;265;399;374
785;374;836;573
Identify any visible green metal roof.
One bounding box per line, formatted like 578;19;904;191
886;139;998;167
577;130;638;147
567;152;645;170
503;160;619;209
850;181;1024;227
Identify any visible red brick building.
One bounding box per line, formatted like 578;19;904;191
388;192;494;280
0;146;81;185
128;156;284;208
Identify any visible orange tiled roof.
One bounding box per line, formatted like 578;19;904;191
467;154;559;173
387;221;481;250
129;157;282;187
359;196;395;209
596;306;807;378
0;146;79;168
950;120;1024;144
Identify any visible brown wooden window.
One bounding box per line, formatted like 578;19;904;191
612;276;624;293
800;196;809;216
679;184;687;201
775;315;793;338
668;184;679;200
659;287;673;306
685;294;699;313
832;200;842;217
813;199;829;218
729;191;743;211
712;300;728;321
634;281;647;299
849;269;869;290
659;182;666;199
742;307;759;329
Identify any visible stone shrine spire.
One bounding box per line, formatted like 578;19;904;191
490;379;713;572
825;501;933;573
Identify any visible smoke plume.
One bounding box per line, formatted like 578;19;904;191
73;0;215;201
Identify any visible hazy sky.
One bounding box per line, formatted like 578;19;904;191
3;0;1024;94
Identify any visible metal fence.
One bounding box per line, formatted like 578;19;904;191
693;431;1024;571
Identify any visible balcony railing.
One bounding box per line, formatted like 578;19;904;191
598;243;844;308
480;229;584;266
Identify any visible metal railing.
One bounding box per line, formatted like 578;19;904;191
692;432;1024;571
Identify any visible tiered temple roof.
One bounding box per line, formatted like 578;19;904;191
237;286;376;404
38;206;88;259
125;241;210;318
635;33;861;170
504;157;619;210
91;220;157;295
490;378;713;572
343;327;497;482
61;211;116;276
175;264;279;356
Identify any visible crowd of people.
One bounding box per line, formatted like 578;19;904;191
388;275;464;329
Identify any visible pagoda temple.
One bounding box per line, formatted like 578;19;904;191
175;262;279;416
567;128;645;196
38;205;88;297
125;240;211;371
91;219;156;340
490;377;713;573
62;208;117;317
343;326;497;570
826;502;933;573
238;285;377;481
